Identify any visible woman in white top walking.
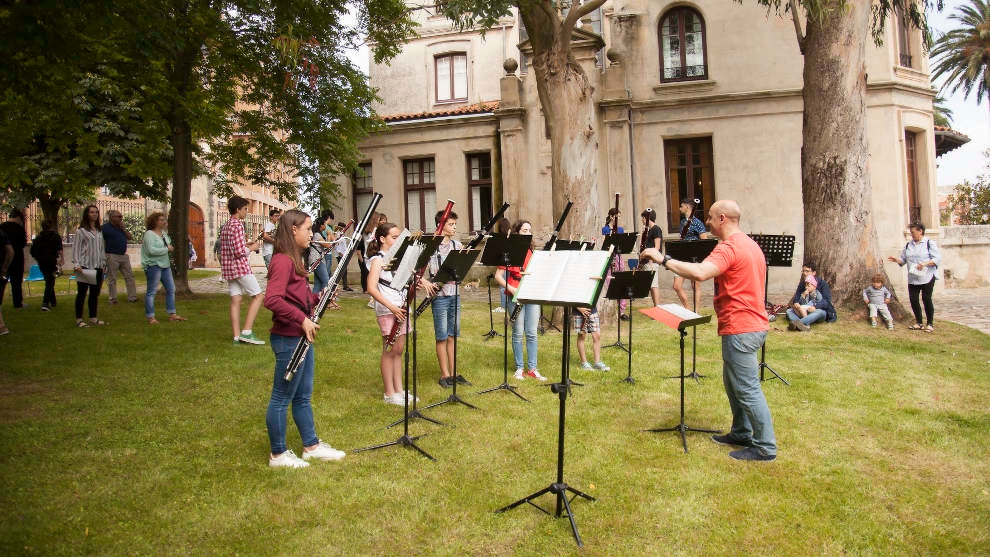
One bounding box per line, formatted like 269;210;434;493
888;222;941;332
72;205;107;327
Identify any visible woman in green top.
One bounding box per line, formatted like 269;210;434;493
141;212;186;324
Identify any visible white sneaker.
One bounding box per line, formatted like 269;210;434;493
401;390;419;403
384;393;405;406
593;361;611;371
580;361;593;370
269;449;310;469
524;369;548;381
513;368;525;380
302;442;345;462
493;307;505;313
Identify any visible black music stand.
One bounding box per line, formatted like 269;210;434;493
749;234;793;386
494;247;612;548
664;239;718;382
601;233;639;354
353;238;443;460
641;305;720;453
604;271;654;384
482;273;502;340
477;235;532;402
423;249;482;412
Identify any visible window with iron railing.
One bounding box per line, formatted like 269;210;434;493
659;8;708;83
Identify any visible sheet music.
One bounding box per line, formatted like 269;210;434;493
389;243;423;288
382;228;410;267
658;303;701;321
516;250;611;306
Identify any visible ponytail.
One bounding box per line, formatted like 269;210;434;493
367;223;398;258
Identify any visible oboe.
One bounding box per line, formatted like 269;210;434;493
284;194;382;381
413;202;510;317
384;199;455;350
510;200;573;322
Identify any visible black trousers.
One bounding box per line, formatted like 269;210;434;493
907;277;935;326
0;256;24;307
359;259;369;292
75;268;104;319
38;260;58;307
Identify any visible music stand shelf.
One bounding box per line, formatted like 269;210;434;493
749;234;794;386
639;305;720;453
604;271;654;384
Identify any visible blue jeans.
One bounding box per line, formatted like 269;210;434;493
786;308;826;326
721;331;776;456
266;333;318;455
143;265;176;318
503;291;539;370
312;259;329;293
432;294;460;341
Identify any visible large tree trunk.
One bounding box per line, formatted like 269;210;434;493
167;116;193;294
801;2;906;317
37;193;63;230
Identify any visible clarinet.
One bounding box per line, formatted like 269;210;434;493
384;199;455;350
305;219;354;274
510;200;573;322
413;202;510;317
283;194;383;381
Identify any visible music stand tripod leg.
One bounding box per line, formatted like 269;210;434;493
478;253;529;402
759;267;789;385
424;275;479;411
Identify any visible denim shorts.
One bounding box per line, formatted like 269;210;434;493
432;295;460;341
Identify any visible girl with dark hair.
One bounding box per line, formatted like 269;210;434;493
888;222;941;332
601;207;628;320
264;209;345;468
366;222;412;405
356;212;381;295
30;220;63;311
141;212;185;324
71;204;107;327
309;214;332;293
639;208;663;306
494;220;546;381
673;198;709;309
495;217;511;237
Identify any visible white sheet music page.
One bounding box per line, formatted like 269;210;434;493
389;244;423;288
516;250;612;306
515;250;567;303
659;303;701;321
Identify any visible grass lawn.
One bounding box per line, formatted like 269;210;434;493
17;269;218;298
1;291;988;555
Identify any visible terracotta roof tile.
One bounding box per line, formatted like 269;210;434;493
382;101;500;123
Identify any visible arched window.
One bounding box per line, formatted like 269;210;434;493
659;7;708;82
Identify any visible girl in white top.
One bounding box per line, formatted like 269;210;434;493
366;222;423;405
71;204;107;327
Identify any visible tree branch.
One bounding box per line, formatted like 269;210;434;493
788;0;806;54
562;0;608;31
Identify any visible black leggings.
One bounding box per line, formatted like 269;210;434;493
359;260;369;292
75;269;104;319
907;277;935;326
38;261;58;307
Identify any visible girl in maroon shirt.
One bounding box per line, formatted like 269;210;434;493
263;209;345;469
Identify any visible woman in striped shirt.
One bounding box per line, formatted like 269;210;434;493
72;205;107;327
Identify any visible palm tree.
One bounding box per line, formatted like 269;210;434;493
930;0;990;115
934;94;955;126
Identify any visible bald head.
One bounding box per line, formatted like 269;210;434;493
710;200;741;222
706;200;742;240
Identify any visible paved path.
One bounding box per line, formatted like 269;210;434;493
189;269;990;335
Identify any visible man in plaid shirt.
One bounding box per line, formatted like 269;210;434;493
221;196;266;345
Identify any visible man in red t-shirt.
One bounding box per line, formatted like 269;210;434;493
641;200;776;461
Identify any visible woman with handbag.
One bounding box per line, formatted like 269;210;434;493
888;222;941;332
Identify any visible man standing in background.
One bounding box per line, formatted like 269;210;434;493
261;208;280;268
102;210;137;304
0;209;28;309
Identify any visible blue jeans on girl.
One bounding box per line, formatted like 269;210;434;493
503;290;539;371
266;333;318;455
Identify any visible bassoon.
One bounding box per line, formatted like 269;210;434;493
284;195;382;381
413;202;510;317
383;199;455;350
510;200;573;322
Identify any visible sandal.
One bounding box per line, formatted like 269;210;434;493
148;318;160;325
924;325;934;333
168;315;187;322
908;323;924;330
75;319;89;328
89;319;107;326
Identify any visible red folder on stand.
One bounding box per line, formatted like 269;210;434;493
639;304;711;331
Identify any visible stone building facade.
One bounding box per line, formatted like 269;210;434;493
338;1;940;294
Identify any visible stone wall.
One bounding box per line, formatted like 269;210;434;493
939;226;990;287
